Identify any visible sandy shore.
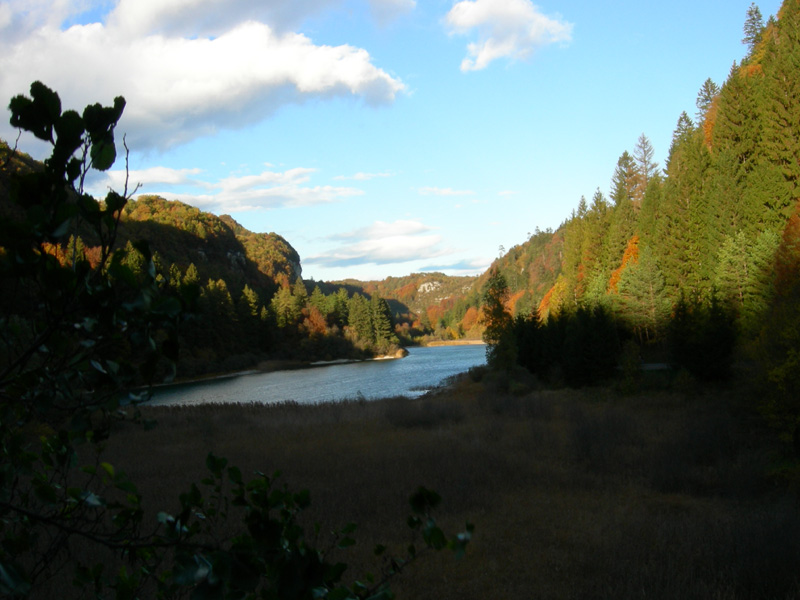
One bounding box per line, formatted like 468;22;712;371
424;339;485;347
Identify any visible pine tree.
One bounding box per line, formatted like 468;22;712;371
309;285;328;314
292;278;308;316
715;229;779;333
347;293;373;343
615;246;670;342
329;288;350;328
660;123;712;295
601;195;637;279
578;189;612;305
743;3;765;55
120;240;147;282
632;133;659;205
271;286;300;328
561;207;585;308
370;295;395;350
610;151;637;207
637;176;664;246
238;284;261;320
183;263;200;287
65;235;87;268
667;112;695;167
715;231;751;311
695;78;720;123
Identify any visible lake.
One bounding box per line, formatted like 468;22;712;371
148;344;486;406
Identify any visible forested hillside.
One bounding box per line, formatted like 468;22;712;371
478;0;800;438
325;272;481;340
0;155;405;376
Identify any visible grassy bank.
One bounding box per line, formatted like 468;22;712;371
96;373;800;599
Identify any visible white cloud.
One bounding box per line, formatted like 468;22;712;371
216;168;317;194
333;219;433;239
114;166;204;187
0;1;405;152
445;0;572;71
88;165;363;212
307;219;450;267
417;186;474;196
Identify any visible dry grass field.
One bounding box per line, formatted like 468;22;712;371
96;370;800;599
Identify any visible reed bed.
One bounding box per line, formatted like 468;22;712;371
92;374;800;599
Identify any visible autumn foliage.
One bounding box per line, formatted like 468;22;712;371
607;235;639;294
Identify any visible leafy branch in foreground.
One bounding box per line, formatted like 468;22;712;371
0;81;470;599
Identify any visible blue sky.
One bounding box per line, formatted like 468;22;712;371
0;0;783;281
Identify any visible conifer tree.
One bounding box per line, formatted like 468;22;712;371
610;151;637;207
330;288;350;328
578;189;611;303
743;3;765;55
632;134;659;204
292;278;309;315
370;294;396;350
167;263;183;290
601;195;637;278
660;122;712;294
309;285;328;314
120;240;147;282
667;112;695;167
561;206;585;307
238;284;260;320
695;78;720;123
183;263;200;287
348;293;373;343
65;234;87;267
614;246;670;342
715;229;779;333
271;286;299;328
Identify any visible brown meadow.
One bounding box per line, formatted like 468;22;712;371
95;371;800;599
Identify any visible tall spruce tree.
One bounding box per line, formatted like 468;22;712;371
370;294;395;350
610;150;637;207
614;246;670;342
743;3;765;55
660;120;713;294
348;293;373;343
632;134;659;204
695;78;720;123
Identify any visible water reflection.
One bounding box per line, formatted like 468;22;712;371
150;344;486;406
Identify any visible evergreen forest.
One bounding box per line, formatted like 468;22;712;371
465;0;800;441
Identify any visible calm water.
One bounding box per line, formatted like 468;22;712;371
149;344;486;406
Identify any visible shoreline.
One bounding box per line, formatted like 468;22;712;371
424;339;485;347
